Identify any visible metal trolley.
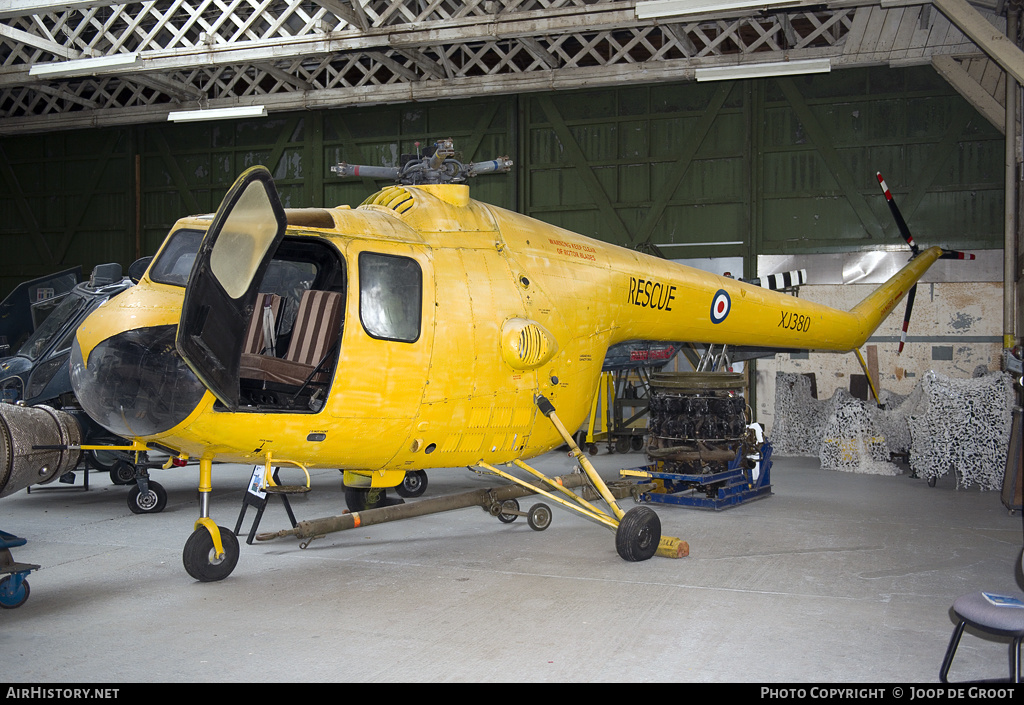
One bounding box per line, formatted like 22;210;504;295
0;530;38;609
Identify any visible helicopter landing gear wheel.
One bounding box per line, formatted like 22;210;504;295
497;499;519;523
109;460;136;486
344;486;403;511
182;525;239;582
89;449;133;484
127;481;167;514
615;506;661;562
87;448;119;471
395;470;428;498
527;503;552;531
0;575;29;609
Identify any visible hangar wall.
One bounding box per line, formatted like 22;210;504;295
754;280;1005;434
1;65;1005;300
0;67;1008;392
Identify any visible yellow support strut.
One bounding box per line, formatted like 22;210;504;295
511;459;616;524
194;457;225;559
476;461;619;530
854;348;881;406
533;394;688;559
536;394;626;521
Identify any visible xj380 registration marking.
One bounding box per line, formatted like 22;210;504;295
779;310;812;333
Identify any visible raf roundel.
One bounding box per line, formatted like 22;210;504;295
710;289;731;324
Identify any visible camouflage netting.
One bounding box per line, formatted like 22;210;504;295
772;370;1015;488
819;389;901;475
770;373;827;456
904;371;1015;490
874;388;914;457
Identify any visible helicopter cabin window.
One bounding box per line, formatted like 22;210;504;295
210;181;282;299
358;252;422;343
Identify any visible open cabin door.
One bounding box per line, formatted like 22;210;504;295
176;166;287;410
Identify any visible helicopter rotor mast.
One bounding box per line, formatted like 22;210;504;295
330;138;513;185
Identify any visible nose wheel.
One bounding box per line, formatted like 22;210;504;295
183;525;239;582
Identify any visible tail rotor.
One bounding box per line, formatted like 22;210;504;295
875;172;975;354
876;172;918;257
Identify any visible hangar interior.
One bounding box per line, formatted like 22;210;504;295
0;0;1023;683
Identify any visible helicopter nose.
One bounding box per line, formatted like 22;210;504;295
70;324;207;439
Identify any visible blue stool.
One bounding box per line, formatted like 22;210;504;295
939;590;1024;683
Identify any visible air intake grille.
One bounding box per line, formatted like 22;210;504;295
363;186;415;214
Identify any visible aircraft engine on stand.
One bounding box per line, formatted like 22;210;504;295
0;402;82;498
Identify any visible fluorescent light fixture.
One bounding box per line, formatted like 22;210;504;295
168;105;268;122
658;241;745;247
29;52;139;78
637;0;802;19
695;58;831;82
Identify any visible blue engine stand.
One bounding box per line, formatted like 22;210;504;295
1;530;39;609
625;442;774;510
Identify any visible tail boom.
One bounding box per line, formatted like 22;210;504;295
607;246;944;354
845;246;943;347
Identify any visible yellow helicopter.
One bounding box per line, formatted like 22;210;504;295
58;140;960;581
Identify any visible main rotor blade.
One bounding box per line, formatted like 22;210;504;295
898;283;917;355
876;172;918;254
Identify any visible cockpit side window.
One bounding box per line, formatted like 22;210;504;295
149;228;205;287
18;294;88;361
358;252;422;343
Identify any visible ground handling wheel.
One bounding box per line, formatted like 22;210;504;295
615;506;661;562
496;499;520;523
527;503;552;531
182;525;239;582
0;574;30;609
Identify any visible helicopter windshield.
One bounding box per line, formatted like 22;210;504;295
149;228;206;287
18;292;89;362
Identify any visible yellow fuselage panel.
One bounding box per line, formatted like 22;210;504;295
74;282;186;362
480;201;938;353
158;392;416;468
76;184;939;476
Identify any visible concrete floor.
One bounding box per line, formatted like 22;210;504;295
1;450;1021;683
